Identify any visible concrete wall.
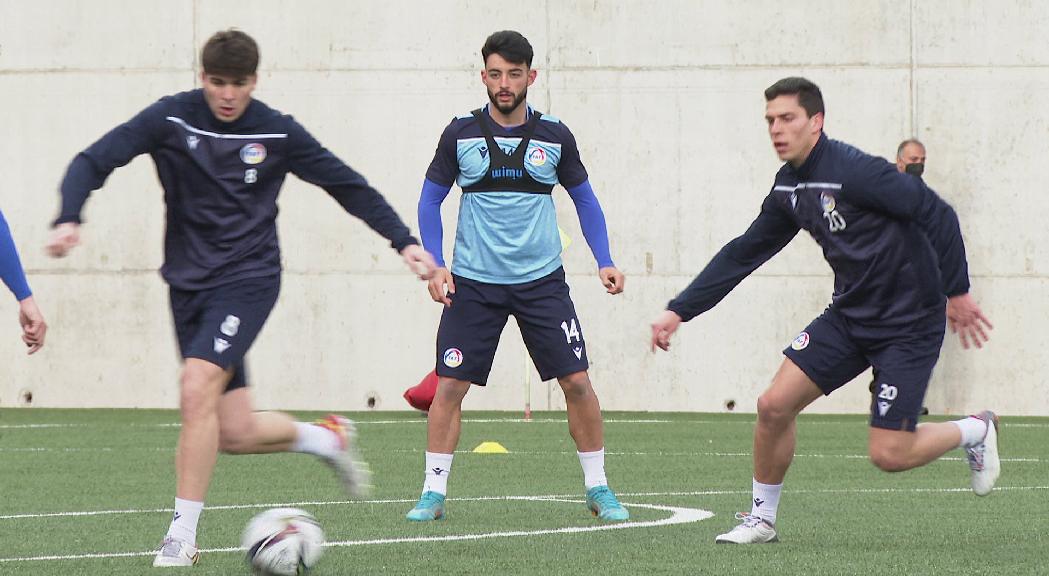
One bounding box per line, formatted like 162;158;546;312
1;0;1046;415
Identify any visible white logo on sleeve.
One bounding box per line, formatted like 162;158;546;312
573;346;583;359
214;337;231;354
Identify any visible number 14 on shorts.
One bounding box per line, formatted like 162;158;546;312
560;319;581;343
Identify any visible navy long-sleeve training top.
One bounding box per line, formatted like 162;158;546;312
668;133;969;328
57;89;418;290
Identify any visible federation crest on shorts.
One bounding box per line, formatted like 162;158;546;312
240;143;267;165
790;331;810;351
443;348;463;368
527;147;547;166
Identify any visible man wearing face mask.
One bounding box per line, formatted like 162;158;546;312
897;139;926;178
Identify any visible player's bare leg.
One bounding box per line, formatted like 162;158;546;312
870;411;1000;495
427;377;472;453
753;360;824;485
558;370;628;521
154;359;229;567
217;388;296;454
218;387;371;497
407;376;472;521
558;370;604;452
868;423;961;471
717;359;822;544
177;359;231;501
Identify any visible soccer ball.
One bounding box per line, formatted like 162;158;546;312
242;508;325;575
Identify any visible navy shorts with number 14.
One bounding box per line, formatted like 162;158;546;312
435;267;588;385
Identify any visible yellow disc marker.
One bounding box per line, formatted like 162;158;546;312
472;441;509;454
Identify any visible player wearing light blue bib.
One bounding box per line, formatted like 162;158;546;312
407;30;629;524
421;104;606;284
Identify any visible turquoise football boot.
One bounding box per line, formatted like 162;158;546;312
406;491;446;521
586;485;629;521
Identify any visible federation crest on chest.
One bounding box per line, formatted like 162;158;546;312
240;143;267;165
820;191;836;212
820;191;846;232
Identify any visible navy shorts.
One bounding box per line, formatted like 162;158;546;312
169;275;280;392
435;267;589;385
783;307;945;431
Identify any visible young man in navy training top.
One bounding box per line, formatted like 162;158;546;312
407;30;629;523
46;30;437;566
1;208;46;353
649;77;998;544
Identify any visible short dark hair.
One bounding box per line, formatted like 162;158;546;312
481;30;533;67
896;138;925;158
764;77;824;118
201;29;259;77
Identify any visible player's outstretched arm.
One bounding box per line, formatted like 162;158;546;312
400;244;437;281
18;295;46;354
46;222;81;258
947;293;993;350
650;309;683;352
599;266;624;295
426;267;456;307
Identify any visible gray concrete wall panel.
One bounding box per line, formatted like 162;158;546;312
0;1;1044;416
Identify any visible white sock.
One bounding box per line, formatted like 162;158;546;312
423;451;454;495
952;415;989;448
751;479;782;526
291;421;340;459
577;449;608;490
166;498;203;545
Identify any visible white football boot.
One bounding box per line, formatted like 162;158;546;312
966;410;1000;496
715;512;779;544
152;536;199;567
316;414;372;499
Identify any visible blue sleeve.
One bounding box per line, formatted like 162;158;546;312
0;208;32;301
57;99;167;225
417;179;453;267
667;192;800;321
287;119;418;252
841;156;970;296
565;180;614;268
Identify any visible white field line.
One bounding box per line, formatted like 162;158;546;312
4;483;1049;564
1;446;1043;465
2;485;1047;523
0;498;712;563
3;419;1048;430
0;419;678;429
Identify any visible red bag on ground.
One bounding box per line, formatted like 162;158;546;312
404;369;438;412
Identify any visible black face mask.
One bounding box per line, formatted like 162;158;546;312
904;163;925;178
